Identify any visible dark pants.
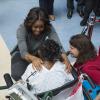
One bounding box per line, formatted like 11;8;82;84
77;0;94;20
84;0;94;20
39;0;54;15
11;52;29;81
67;0;74;10
94;0;100;16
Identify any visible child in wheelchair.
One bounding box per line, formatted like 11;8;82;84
21;39;74;94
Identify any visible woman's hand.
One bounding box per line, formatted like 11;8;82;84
61;53;72;72
31;56;43;71
24;53;43;71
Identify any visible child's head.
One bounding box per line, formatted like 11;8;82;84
69;34;96;63
24;7;51;36
36;39;61;62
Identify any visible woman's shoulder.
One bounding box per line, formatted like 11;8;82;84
45;25;55;34
18;23;25;30
88;55;100;63
82;55;100;70
17;23;26;32
17;23;27;36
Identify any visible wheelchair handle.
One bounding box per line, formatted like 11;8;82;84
81;26;88;35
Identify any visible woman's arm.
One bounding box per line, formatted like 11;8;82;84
17;24;29;59
83;56;100;85
83;66;100;85
61;53;72;72
24;53;43;70
17;24;43;70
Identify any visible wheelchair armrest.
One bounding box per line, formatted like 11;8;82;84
83;73;96;89
0;85;8;90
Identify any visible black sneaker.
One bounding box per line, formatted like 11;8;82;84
67;9;73;19
80;19;87;26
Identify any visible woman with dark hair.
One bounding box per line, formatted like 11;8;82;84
11;7;70;81
69;34;100;85
22;39;73;93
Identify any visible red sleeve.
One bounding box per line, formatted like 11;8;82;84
83;68;100;85
82;56;100;85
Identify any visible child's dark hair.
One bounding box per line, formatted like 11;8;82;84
24;7;51;33
69;34;97;63
36;39;62;62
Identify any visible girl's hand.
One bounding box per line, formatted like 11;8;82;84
64;60;72;73
61;53;72;73
32;56;43;71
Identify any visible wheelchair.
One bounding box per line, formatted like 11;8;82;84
3;67;100;100
81;15;100;40
4;66;78;100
